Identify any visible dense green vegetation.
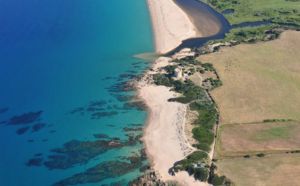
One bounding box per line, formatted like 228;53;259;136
152;74;173;87
226;25;279;41
173;151;210;181
209;163;232;186
201;63;215;72
203;0;300;44
207;0;300;25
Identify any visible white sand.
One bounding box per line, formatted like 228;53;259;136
140;85;207;185
147;0;198;54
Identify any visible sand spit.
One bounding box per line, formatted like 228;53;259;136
147;0;198;54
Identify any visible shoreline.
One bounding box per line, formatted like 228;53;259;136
138;0;225;185
138;0;213;185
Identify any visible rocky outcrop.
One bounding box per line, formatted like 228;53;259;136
130;170;180;186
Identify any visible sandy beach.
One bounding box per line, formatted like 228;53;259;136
138;57;207;185
147;0;198;54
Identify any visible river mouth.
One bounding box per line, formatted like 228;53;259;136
167;0;273;55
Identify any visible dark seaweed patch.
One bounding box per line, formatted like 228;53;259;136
106;81;135;93
130;123;143;127
49;130;56;133
8;111;43;125
123;100;147;111
69;107;85;115
53;156;144;186
101;179;127;186
117;73;137;81
113;94;135;102
123;127;143;132
26;158;43;167
89;100;107;108
0;121;6;125
27;139;34;143
91;111;118;119
69;100;124;119
16;126;30;135
34;153;43;157
27;132;141;170
0;107;9;114
93;133;110;139
101;76;117;81
31;123;46;132
43;139;124;170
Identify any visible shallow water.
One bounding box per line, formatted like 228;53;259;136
0;0;153;185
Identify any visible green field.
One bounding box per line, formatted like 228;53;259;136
207;0;300;25
203;0;300;43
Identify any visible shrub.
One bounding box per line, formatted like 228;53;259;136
168;97;193;104
194;143;211;152
201;63;215;71
256;153;265;157
196;109;217;130
192;126;214;151
164;65;177;76
170;80;206;103
153;74;172;87
204;78;223;90
173;151;209;171
194;167;209;181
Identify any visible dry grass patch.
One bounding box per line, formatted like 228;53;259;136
217;153;300;186
216;121;300;157
199;31;300;124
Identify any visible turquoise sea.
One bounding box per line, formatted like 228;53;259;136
0;0;154;185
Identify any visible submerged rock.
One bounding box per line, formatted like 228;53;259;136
8;111;43;125
123;100;147;111
26;158;43;167
43;139;124;170
69;107;85;115
0;107;9;114
93;133;110;139
53;158;143;186
0;120;6;125
123;127;143;132
129;170;167;186
16;126;30;135
91;111;118;119
31;123;46;132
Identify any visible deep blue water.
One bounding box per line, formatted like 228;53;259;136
0;0;153;185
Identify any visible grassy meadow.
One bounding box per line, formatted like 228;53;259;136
216;153;300;186
199;31;300;124
216;121;300;157
199;30;300;185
